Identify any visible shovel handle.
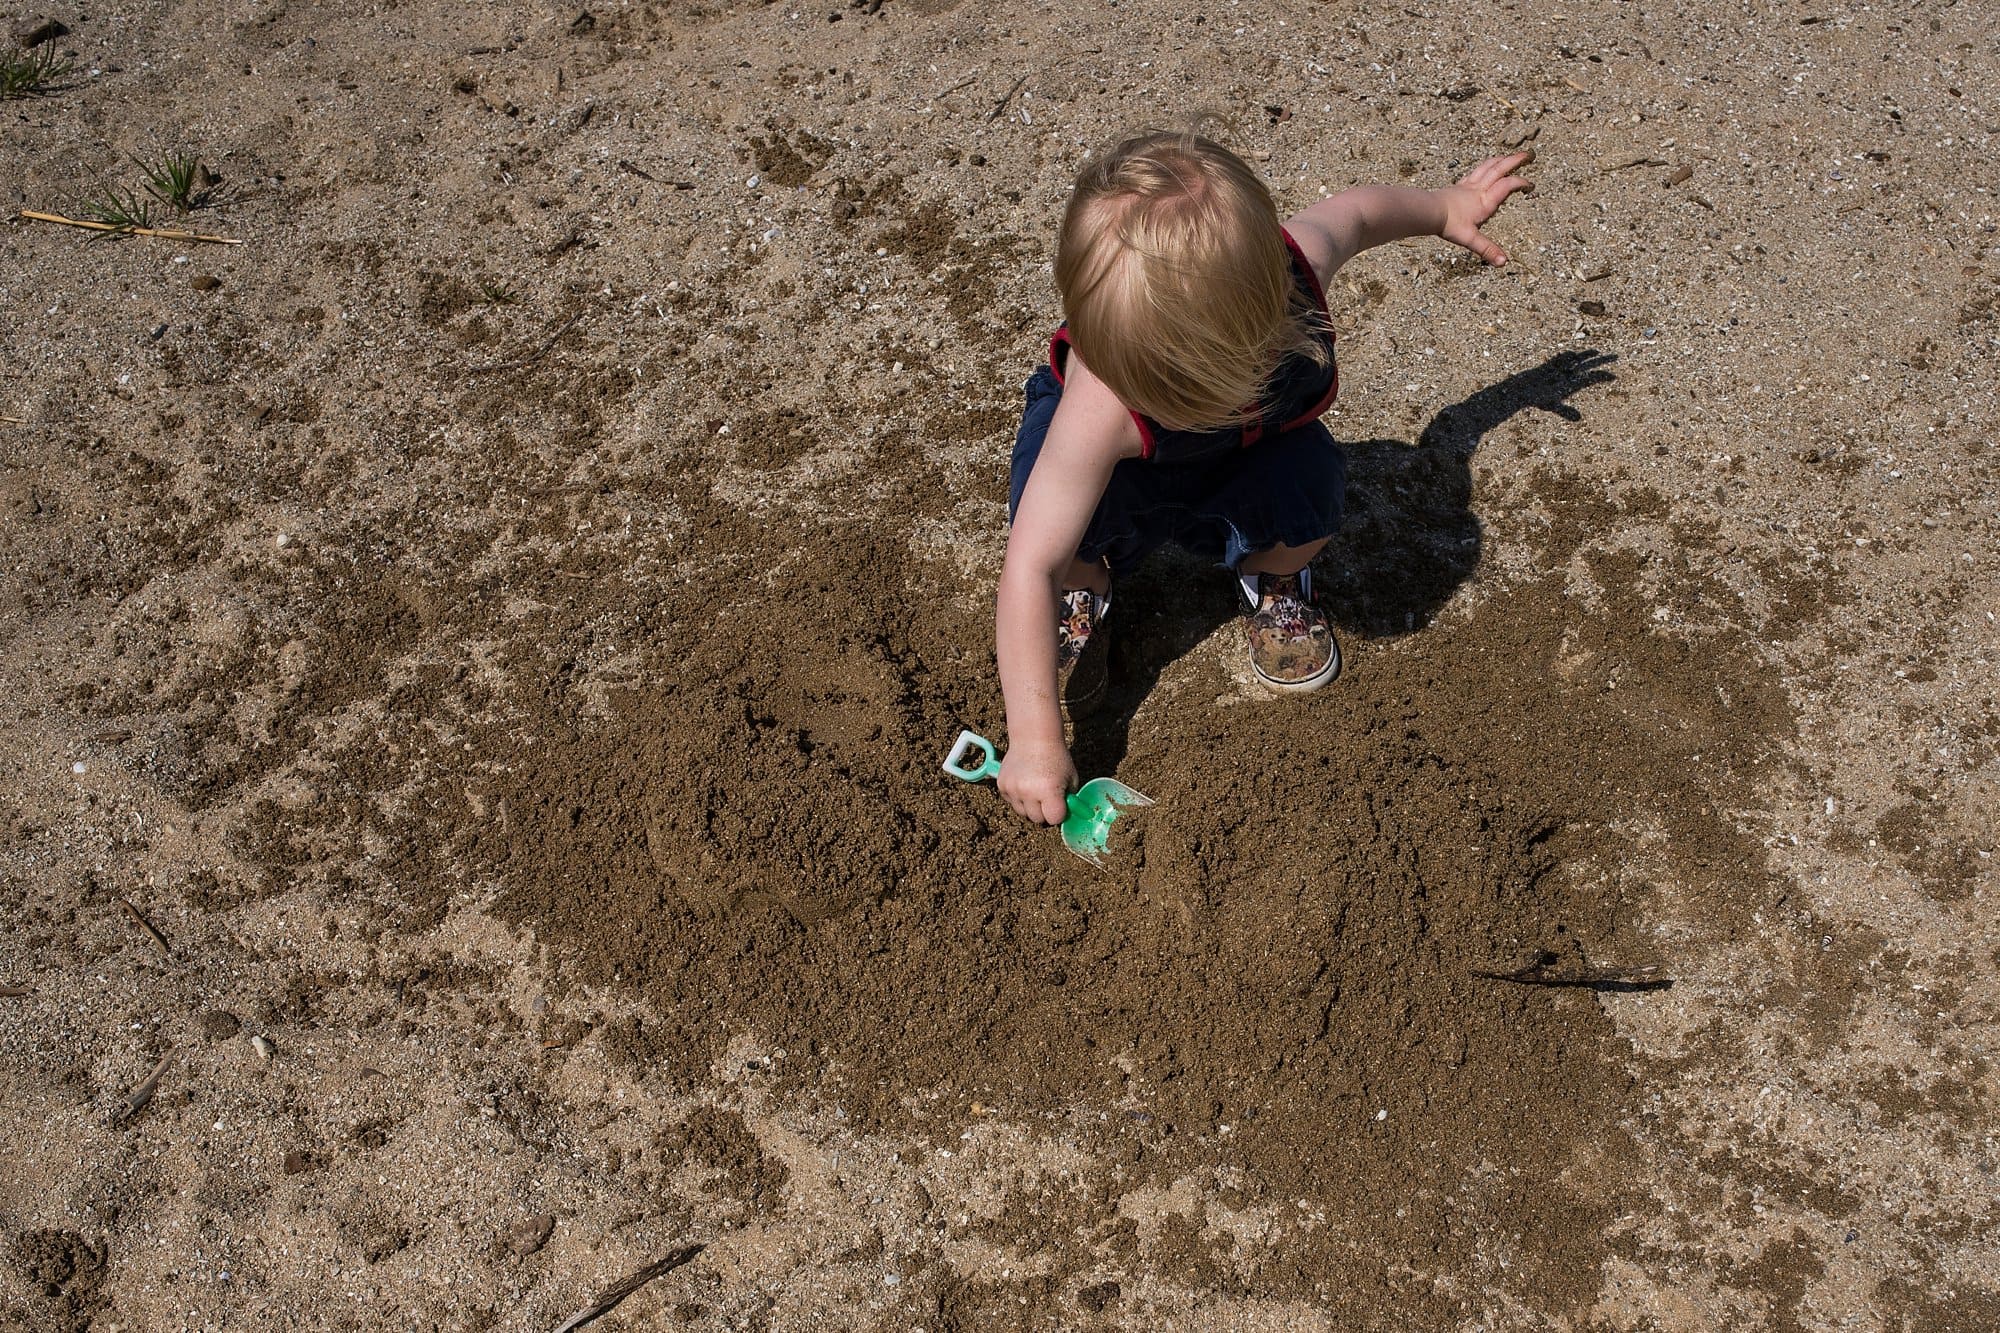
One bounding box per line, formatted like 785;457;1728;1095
940;730;1002;783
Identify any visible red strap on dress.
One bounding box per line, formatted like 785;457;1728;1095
1048;327;1160;458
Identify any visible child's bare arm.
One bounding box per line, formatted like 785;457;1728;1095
995;365;1135;825
1288;151;1535;278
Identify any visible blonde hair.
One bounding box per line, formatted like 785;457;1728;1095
1056;130;1328;433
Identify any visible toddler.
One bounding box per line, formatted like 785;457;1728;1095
996;131;1534;825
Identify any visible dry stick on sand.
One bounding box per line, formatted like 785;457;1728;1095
117;1046;178;1122
119;897;172;956
463;312;584;376
18;209;243;245
986;73;1028;122
550;1246;706;1333
0;985;30;997
930;68;980;100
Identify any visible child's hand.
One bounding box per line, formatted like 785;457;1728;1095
1437;151;1536;266
998;741;1078;826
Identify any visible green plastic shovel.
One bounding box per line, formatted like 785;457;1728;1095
941;729;1154;868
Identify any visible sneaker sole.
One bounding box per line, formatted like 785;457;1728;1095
1249;636;1342;693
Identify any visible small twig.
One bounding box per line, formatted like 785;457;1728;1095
18;208;242;244
118;1046;178;1122
986;73;1028;122
551;1246;705;1333
0;415;22;424
931;69;980;100
119;897;172;956
1489;89;1516;112
616;159;655;181
462;312;584;376
1474;952;1668;991
1476;951;1559;982
1;984;30;997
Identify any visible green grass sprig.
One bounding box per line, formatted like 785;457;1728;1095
0;44;72;99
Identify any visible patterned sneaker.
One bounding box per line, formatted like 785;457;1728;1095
1242;571;1340;692
1057;587;1111;720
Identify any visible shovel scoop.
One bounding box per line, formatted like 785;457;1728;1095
941;730;1154;868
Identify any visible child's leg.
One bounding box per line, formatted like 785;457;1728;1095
1178;424;1346;691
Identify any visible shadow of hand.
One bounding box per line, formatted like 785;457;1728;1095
1420;349;1619;444
1322;348;1618;637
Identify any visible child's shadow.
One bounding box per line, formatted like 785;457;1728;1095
1075;348;1617;778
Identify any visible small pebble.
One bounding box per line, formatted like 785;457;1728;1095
745;174;760;188
12;16;69;47
71;761;86;775
190;274;221;293
1376;1109;1388;1121
507;1213;555;1257
251;1035;274;1060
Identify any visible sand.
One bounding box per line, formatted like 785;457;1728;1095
2;0;1997;1329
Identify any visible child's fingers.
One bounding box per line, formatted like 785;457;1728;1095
1457;226;1509;266
1460;151;1531;187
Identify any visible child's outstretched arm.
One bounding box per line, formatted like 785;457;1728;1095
1287;151;1535;278
995;360;1136;825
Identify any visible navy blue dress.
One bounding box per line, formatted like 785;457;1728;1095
1009;229;1346;574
